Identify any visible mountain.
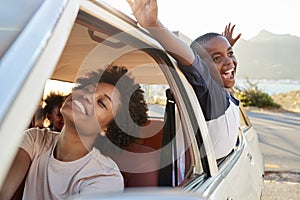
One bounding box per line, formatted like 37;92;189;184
234;30;300;80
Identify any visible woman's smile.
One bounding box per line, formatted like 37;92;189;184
72;99;87;115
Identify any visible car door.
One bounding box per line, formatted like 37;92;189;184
185;104;264;199
218;108;264;200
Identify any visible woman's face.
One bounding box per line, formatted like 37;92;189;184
61;82;121;136
202;36;238;88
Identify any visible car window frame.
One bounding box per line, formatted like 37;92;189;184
75;5;217;180
72;8;216;185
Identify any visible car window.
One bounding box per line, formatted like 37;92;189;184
34;10;202;189
141;84;167;118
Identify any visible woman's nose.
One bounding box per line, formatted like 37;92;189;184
82;91;94;104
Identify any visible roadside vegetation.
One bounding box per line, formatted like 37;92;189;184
234;79;281;109
142;80;300;113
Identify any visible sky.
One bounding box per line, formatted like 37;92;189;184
102;0;300;40
44;0;300;95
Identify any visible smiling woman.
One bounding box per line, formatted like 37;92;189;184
0;65;148;199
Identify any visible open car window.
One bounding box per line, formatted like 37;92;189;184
9;6;206;192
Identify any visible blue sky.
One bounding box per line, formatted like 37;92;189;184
102;0;300;40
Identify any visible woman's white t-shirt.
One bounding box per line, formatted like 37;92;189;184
20;128;123;200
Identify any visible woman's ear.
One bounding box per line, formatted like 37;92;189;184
99;128;107;136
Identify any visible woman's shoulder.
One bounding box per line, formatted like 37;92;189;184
26;127;60;137
20;128;59;159
25;127;60;145
90;148;121;172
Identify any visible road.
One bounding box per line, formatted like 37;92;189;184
246;110;300;199
247;111;300;172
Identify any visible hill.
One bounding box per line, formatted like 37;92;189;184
234;30;300;80
271;90;300;113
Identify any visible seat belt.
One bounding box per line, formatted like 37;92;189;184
158;89;176;186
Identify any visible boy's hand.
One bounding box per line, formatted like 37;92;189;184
127;0;159;28
222;23;242;47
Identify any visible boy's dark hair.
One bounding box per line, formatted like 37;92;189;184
190;32;222;56
191;32;222;46
75;65;148;152
44;92;66;116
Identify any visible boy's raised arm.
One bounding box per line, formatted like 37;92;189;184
127;0;195;67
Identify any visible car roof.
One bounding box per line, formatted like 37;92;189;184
51;22;165;84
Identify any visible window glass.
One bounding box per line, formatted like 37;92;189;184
43;80;74;99
141;84;167;118
0;0;45;57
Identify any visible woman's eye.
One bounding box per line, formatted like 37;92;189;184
97;99;107;109
228;51;234;56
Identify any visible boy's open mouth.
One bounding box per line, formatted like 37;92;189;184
222;68;235;80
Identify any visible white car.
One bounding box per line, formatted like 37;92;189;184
0;0;264;199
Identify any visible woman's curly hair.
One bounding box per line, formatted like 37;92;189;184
74;65;148;153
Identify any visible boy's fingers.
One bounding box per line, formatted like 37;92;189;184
126;0;134;7
227;23;231;32
127;0;138;11
126;0;136;12
150;0;158;7
236;33;242;40
225;25;229;33
230;24;236;34
127;0;142;15
127;0;150;13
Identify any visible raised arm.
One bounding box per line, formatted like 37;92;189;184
0;148;31;200
127;0;194;66
222;23;242;47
